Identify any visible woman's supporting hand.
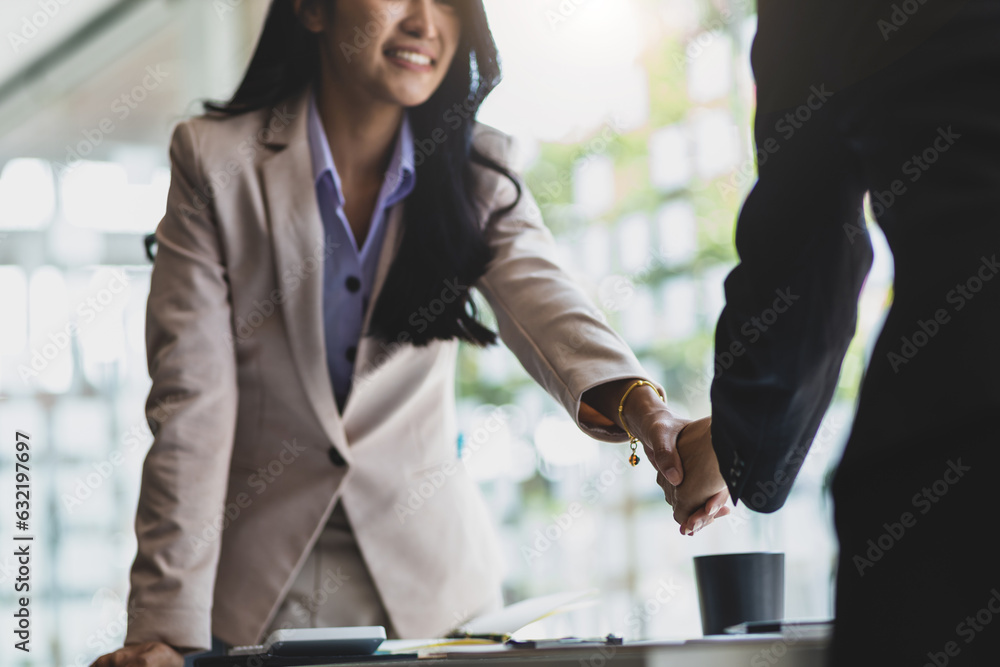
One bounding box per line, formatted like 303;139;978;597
90;642;184;667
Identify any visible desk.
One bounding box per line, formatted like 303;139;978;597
296;635;829;667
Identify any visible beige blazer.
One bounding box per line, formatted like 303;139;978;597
124;83;653;652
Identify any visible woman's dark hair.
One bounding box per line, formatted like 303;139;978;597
205;0;521;347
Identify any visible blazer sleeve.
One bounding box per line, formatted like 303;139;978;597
709;57;874;512
124;119;239;653
472;129;657;442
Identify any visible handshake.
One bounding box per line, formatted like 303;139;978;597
582;380;732;535
646;415;732;536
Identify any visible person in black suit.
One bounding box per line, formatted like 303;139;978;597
659;0;1000;663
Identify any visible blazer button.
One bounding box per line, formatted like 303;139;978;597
328;446;346;467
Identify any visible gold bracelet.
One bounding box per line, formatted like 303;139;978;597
618;379;665;467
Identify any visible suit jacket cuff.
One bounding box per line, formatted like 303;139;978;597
710;418;749;509
124;605;213;655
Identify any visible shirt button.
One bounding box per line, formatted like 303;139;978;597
345;276;361;292
345;346;357;362
328;446;346;467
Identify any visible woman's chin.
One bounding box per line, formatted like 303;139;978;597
381;87;436;109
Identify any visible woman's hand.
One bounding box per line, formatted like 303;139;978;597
580;378;687;488
580;381;731;535
90;642;184;667
661;417;732;535
618;382;689;487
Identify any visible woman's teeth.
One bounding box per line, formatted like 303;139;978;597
386;50;432;66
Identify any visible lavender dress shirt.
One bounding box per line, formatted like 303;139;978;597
307;91;416;411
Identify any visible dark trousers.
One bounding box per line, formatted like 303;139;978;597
828;3;1000;664
713;0;1000;664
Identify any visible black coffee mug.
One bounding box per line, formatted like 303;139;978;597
694;551;785;635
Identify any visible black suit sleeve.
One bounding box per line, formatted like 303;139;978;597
709;43;874;512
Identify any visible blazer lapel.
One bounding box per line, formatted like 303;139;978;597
259;85;350;462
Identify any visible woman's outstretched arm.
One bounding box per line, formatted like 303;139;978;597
470;126;726;522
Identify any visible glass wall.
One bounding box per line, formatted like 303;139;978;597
0;0;893;664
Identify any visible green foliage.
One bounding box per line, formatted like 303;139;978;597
462;0;863;458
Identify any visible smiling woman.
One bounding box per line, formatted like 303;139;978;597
204;0;512;348
89;1;702;666
315;0;461;100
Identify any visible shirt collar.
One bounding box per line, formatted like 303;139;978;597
307;88;416;209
